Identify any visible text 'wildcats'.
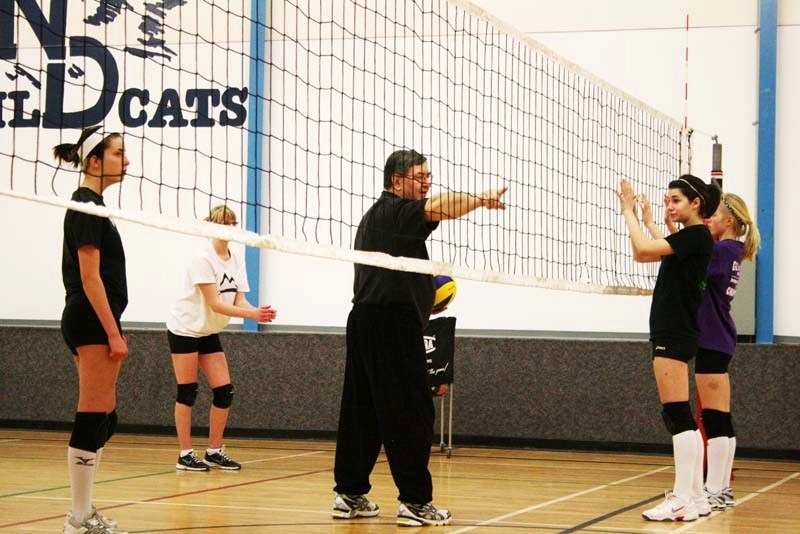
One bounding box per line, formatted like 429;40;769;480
0;0;249;129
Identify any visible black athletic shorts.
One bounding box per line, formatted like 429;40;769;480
167;330;224;355
651;337;697;363
695;347;732;374
61;298;123;356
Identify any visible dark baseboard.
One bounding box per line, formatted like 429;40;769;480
3;420;797;460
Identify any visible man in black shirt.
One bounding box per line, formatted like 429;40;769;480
332;150;507;527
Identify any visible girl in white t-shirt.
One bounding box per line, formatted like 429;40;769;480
167;205;277;471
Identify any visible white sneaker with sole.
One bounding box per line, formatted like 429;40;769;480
642;491;699;522
721;486;735;507
693;494;711;516
63;511;128;534
397;502;451;527
332;493;380;519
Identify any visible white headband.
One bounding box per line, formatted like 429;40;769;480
78;129;106;160
677;177;705;204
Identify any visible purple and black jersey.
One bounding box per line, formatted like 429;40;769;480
697;239;744;356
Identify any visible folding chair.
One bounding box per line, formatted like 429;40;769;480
424;316;455;458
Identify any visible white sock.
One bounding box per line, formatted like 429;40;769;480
672;430;699;502
692;430;705;498
206;447;222;455
68;447;96;523
95;447;103;471
724;437;737;488
705;436;729;493
180;449;194;457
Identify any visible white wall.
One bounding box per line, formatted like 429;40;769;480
1;0;796;338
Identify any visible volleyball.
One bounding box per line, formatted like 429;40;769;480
432;275;457;313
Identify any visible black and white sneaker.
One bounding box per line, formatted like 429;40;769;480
204;448;241;470
397;502;451;527
721;486;735;507
332;493;380;519
176;451;210;471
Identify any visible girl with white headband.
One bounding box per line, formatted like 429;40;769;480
617;173;720;522
53;125;130;534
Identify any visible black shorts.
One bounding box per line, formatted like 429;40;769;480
651;338;698;363
695;347;732;374
61;298;123;356
167;330;224;355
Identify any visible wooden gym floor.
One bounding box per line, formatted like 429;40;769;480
0;429;797;533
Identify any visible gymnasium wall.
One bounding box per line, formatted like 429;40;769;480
1;326;797;457
1;1;799;339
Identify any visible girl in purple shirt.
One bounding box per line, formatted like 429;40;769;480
696;193;760;510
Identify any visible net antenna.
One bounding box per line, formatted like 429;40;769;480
1;0;688;295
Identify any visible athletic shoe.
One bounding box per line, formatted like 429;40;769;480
642;491;699;522
204;448;241;470
705;487;727;511
332;493;380;519
63;511;128;533
91;506;118;529
397;502;452;527
693;494;712;516
176;451;210;471
721;486;736;507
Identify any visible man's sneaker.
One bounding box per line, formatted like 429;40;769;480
721;486;735;507
693;494;712;516
176;451;210;471
705;487;727;511
204;448;241;470
642;491;699;522
63;511;127;534
332;493;380;519
397;502;452;527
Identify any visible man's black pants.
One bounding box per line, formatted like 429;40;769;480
333;303;434;504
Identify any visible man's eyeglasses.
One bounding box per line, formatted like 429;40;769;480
396;172;433;184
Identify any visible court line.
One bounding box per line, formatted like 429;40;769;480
559;493;664;534
18;496;334;516
447;465;671;533
0;460;385;529
671;471;800;533
0;449;325;500
0;466;334;530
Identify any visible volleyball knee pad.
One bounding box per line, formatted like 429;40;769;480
176;382;199;406
212;383;234;408
104;410;118;444
69;412;109;452
661;402;697;435
700;408;731;439
695;353;731;374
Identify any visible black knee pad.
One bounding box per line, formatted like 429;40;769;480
725;413;735;438
695;348;732;374
701;409;731;439
176;382;199;406
104;410;118;445
661;402;698;435
212;383;234;408
69;412;109;452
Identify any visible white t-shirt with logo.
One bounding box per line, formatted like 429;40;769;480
167;241;250;337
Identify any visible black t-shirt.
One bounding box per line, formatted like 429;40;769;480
649;224;713;342
62;187;128;311
352;191;440;327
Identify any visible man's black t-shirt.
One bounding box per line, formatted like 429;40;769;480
62;187;128;311
649;224;713;342
352;191;439;327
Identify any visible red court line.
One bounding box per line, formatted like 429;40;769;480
1;459;366;530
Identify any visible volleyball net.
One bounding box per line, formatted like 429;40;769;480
0;0;687;295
